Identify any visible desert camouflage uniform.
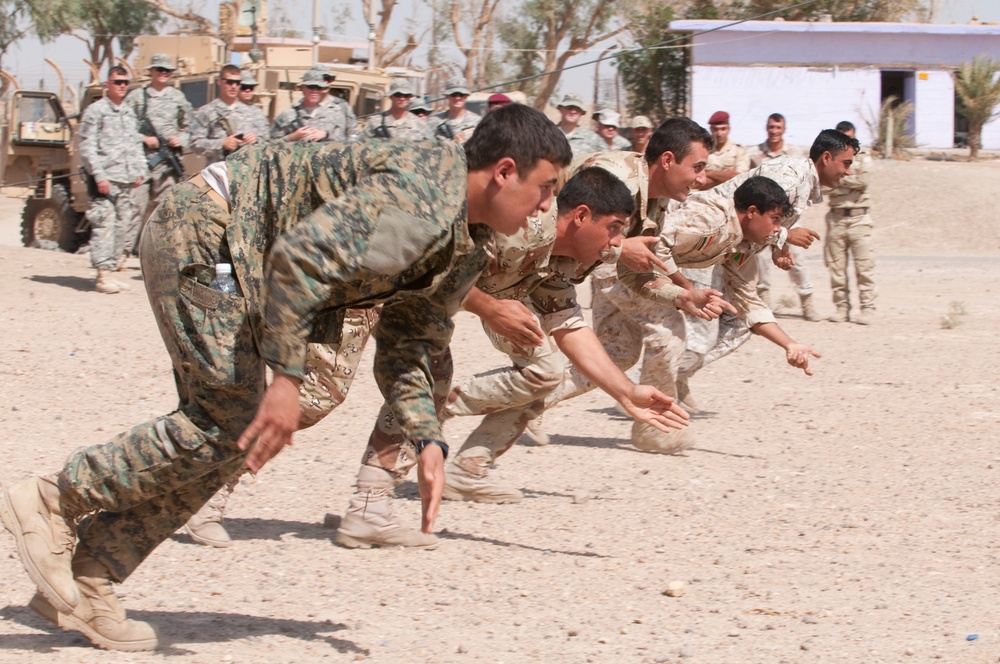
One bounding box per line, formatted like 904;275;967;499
126;85;193;226
684;155;824;370
546;188;773;451
78;97;148;269
823;150;875;314
363;111;433;140
54;140;487;581
433;109;482;143
443;209;586;469
271;102;349;142
686;138;751;370
706;139;750;174
745;143;811;295
717;154;819;301
190;99;271;163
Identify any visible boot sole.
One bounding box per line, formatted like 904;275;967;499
29;593;159;652
334;531;439;550
0;486;78;615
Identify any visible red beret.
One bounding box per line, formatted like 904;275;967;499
708;111;730;125
488;93;512;104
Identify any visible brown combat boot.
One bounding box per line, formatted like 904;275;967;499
632;421;695;455
0;476;80;614
800;293;821;322
442;456;523;504
335;466;438;549
675;375;702;415
183;476;238;548
853;309;874;326
27;552;158;651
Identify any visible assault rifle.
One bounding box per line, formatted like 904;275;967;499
139;117;185;179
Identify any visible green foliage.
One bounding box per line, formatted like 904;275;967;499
867;95;914;157
0;0;31;70
616;2;687;120
955;56;1000;159
28;0;163;72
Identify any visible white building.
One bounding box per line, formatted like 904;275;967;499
669;19;1000;149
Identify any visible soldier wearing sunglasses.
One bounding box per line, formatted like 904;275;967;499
126;53;193;229
78;66;148;294
190;65;270;163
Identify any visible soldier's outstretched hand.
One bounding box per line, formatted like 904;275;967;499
787;227;821;249
772;245;795;270
417;443;446;533
619;235;671;274
619;385;690;433
239;373;302;472
675;288;737;321
785;342;822;376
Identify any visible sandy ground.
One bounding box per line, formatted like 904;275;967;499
1;157;999;663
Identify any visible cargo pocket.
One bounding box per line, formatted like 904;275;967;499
177;264;260;392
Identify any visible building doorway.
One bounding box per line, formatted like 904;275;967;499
881;70;916;139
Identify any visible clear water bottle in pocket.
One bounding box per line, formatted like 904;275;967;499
209;263;242;296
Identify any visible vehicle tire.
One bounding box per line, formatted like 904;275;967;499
20;183;86;252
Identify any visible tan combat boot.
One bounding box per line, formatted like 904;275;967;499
675;375;702;415
853;309;874;326
27;552;159;651
95;270;122;294
800;293;821;322
521;414;550;446
632;421;695;455
184;477;238;548
828;306;849;323
335;466;438;550
0;476;80;614
442;456;523;504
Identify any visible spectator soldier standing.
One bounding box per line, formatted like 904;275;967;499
271;70;349;143
190;65;270;163
824;120;876;325
433;78;482;143
127;53;192;228
79;66;148;294
555;93;600;157
363;79;432;140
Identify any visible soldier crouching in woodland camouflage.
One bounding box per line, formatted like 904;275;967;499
0;105;606;651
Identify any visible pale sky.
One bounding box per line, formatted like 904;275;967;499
2;0;997;102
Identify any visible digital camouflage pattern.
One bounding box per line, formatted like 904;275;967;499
190;99;271;163
562;126;603;157
432;109;482;143
78;97;148;267
55;139;489;579
362;111;433;141
126;85;194;221
323;95;358;139
271;102;352;142
594;134;632;152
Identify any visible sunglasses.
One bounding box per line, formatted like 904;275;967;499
110;80;130;86
448;93;468;98
239;85;256;92
221;78;242;86
303;84;325;91
151;67;171;73
391;93;413;99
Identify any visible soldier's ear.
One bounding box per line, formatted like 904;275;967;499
573;204;591;227
660;151;676;169
493;157;518;186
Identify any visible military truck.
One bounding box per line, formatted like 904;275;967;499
2;34;414;252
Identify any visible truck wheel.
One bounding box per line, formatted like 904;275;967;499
20;184;85;252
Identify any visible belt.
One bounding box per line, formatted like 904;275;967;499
834;207;868;216
188;172;230;212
